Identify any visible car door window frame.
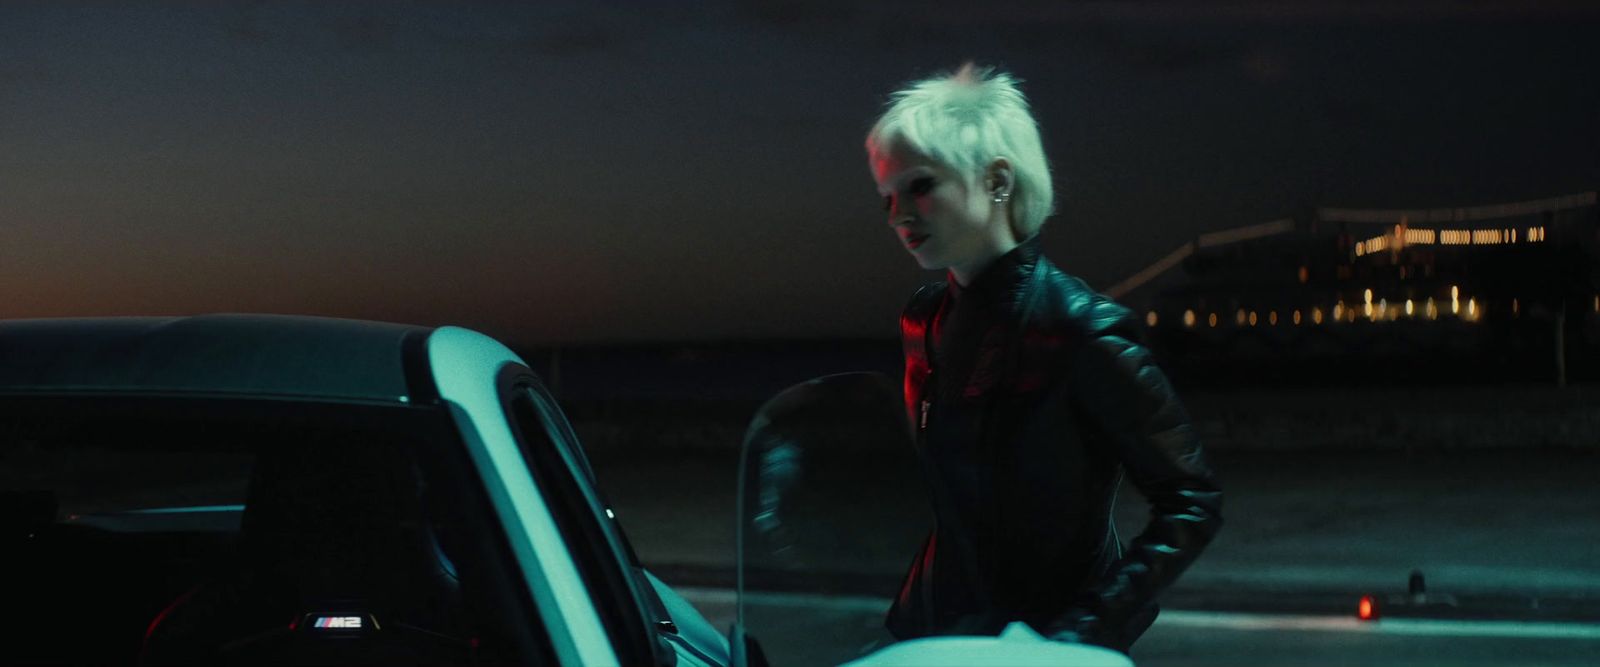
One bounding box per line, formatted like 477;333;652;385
498;366;668;667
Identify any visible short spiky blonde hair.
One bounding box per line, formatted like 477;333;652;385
866;63;1055;238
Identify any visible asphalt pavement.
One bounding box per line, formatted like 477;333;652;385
591;445;1600;664
675;587;1600;667
594;447;1600;606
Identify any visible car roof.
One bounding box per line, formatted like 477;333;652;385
0;314;435;404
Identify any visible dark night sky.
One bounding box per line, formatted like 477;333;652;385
3;2;1598;345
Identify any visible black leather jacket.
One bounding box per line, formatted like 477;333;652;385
885;236;1222;651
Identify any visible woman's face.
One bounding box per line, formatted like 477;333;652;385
871;144;1008;275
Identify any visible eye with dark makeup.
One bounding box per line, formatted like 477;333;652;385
882;176;935;213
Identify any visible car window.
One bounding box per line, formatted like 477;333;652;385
0;398;549;666
1;442;252;524
505;384;664;666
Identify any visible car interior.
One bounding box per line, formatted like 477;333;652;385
0;400;549;666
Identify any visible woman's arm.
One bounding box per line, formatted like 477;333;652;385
1057;316;1224;650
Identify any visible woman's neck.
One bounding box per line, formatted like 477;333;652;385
949;237;1020;287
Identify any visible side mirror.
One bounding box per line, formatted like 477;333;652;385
731;372;921;665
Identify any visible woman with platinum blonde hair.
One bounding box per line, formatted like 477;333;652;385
868;63;1222;653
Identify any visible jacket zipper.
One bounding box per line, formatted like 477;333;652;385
917;373;936;631
919;369;935;433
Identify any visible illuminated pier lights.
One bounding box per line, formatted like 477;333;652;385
1343;285;1479;323
1356;224;1548;256
1172;285;1489;330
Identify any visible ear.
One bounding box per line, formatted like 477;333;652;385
984;157;1014;195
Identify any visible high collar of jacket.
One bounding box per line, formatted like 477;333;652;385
946;235;1042;310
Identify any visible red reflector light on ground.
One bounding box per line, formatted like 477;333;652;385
1358;595;1377;621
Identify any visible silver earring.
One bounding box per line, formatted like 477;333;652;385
993;192;1011;204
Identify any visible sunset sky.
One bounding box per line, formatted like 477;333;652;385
3;2;1597;345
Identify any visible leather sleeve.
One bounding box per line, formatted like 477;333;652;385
1063;308;1223;648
